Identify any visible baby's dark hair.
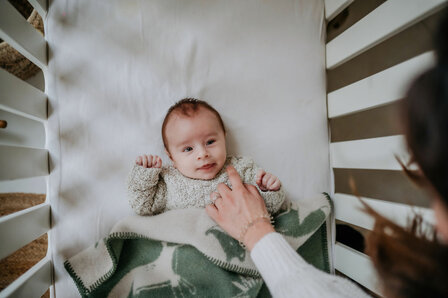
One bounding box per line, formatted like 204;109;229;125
162;98;226;152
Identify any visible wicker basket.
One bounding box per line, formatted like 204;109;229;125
0;9;44;80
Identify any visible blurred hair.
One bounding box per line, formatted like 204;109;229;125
365;11;448;297
400;66;448;203
364;203;448;297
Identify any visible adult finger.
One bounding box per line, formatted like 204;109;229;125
226;166;244;190
245;184;269;211
210;192;221;202
205;204;219;222
217;183;231;197
245;184;260;196
214;197;224;209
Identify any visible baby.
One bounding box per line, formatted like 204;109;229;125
127;98;285;216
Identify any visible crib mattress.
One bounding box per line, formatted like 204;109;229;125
46;0;329;296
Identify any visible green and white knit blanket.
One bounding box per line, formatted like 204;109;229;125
65;193;332;297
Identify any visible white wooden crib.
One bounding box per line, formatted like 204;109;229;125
1;0;447;296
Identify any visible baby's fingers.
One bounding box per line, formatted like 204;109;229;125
153;156;162;168
136;156;143;166
143;155;154;168
269;178;281;191
256;169;266;186
151;155;157;167
266;175;276;187
261;173;272;188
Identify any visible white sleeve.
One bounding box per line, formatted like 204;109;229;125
250;232;371;298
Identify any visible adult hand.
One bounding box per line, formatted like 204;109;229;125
205;166;275;251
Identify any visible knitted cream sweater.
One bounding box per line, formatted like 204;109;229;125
127;156;285;216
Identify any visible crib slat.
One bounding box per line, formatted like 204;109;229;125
334;193;434;231
334;243;380;295
0;256;51;298
334;168;430;207
324;0;354;21
0;145;49;181
0;66;47;121
326;0;446;69
331;135;411;170
0;110;46;149
28;0;48;18
0;0;47;70
330;102;401;142
328;51;435;118
0;176;46;194
0;203;50;261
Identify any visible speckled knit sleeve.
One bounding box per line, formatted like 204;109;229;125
126;164;167;216
234;156;286;215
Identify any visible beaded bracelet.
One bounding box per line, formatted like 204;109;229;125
238;213;274;249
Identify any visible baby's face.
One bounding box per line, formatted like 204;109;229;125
165;108;227;180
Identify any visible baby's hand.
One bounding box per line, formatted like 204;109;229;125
256;169;281;191
136;155;162;168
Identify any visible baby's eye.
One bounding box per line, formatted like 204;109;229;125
183;147;193;152
206;139;215;145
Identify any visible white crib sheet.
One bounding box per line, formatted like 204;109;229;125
46;0;329;296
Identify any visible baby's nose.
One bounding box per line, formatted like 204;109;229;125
197;147;209;159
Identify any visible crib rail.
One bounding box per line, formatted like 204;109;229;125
0;68;47;120
28;0;48;19
334;193;434;231
326;0;447;295
0;1;47;70
0;110;45;148
328;51;435;118
334;242;379;293
334;168;429;207
0;146;48;180
326;0;446;69
0;204;50;261
0;257;52;298
325;0;354;21
331;135;409;170
0;0;51;297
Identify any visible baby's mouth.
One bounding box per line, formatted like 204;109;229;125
198;163;216;170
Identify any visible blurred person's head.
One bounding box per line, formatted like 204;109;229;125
401;9;448;240
365;11;448;298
